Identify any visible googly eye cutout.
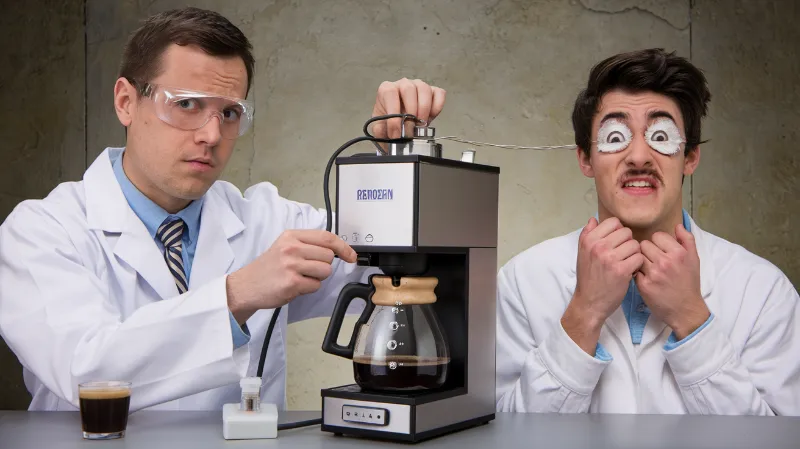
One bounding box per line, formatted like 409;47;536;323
645;118;685;155
596;119;633;153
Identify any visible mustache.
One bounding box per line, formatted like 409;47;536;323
619;169;663;185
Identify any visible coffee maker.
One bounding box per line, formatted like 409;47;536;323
320;124;500;442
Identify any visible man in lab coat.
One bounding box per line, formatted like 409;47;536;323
0;7;445;411
495;49;800;415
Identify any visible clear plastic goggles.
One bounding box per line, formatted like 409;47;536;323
139;83;254;139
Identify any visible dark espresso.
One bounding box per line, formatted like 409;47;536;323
79;389;131;435
353;356;449;391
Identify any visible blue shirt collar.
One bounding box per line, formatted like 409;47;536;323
682;209;692;232
111;150;203;244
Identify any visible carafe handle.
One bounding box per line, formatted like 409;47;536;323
321;282;375;359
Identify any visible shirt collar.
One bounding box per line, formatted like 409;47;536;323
681;209;692;232
111;149;203;243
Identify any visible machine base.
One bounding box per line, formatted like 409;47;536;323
321;385;494;443
321;414;494;443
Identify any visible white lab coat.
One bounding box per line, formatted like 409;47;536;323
0;148;369;412
496;217;800;415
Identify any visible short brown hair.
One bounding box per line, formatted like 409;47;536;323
119;7;255;95
572;48;711;156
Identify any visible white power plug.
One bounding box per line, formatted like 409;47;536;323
222;377;278;440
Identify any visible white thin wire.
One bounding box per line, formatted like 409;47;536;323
436;136;577;151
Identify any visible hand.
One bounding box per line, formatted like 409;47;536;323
637;224;709;340
562;217;644;355
226;230;357;324
371;78;446;141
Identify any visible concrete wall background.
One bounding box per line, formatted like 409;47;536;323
0;0;797;410
692;0;800;282
0;0;85;410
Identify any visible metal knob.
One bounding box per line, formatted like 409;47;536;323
389;126;442;157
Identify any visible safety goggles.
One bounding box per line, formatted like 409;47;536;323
136;82;254;139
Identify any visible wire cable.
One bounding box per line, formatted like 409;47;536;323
436;136;576;151
278;417;322;431
256;306;281;378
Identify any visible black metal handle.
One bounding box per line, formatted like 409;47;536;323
321;282;375;359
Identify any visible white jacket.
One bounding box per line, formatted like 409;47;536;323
496;217;800;415
0;148;368;411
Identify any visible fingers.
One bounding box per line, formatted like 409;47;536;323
585;216;599;232
580;217;598;240
430;86;446;121
620;252;645;276
651;231;683;253
586;217;623;244
638;255;653;277
613;239;641;261
374;79;445;138
297;243;335;264
294;259;334;282
294;275;323;296
605;227;634;250
675;224;697;252
396;78;418;127
376;81;403;139
412;79;432;123
397;78;419;137
640;239;665;264
291;230;357;263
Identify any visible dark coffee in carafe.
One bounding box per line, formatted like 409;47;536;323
353;355;449;391
323;276;452;392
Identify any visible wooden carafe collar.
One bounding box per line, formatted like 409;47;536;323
371;276;438;306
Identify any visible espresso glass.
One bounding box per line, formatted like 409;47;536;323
78;381;131;440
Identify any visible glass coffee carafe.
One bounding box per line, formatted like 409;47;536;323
322;275;450;392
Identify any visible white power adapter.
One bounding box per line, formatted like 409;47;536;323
222;377;278;440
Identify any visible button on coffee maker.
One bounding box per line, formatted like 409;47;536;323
320;123;500;443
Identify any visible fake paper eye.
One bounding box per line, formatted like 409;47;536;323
645;118;685;155
597;119;633;153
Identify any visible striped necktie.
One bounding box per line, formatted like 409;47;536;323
156;218;188;294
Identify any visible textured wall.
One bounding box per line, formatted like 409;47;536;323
0;0;86;410
0;0;797;410
692;0;800;284
0;0;86;227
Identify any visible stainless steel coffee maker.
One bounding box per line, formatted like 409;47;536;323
320;124;500;442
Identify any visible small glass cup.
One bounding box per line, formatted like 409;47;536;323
78;381;132;440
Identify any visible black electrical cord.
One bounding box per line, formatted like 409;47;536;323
363;113;418;140
324;113;417;234
277;418;324;431
254;114;416;431
323;135;375;233
256;306;282;379
364;113;419;156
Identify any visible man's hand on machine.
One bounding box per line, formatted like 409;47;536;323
225;79;446;324
226;230;357;324
371;78;447;140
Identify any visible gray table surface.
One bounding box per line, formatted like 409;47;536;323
2;410;800;449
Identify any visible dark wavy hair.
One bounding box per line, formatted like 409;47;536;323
119;7;254;95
